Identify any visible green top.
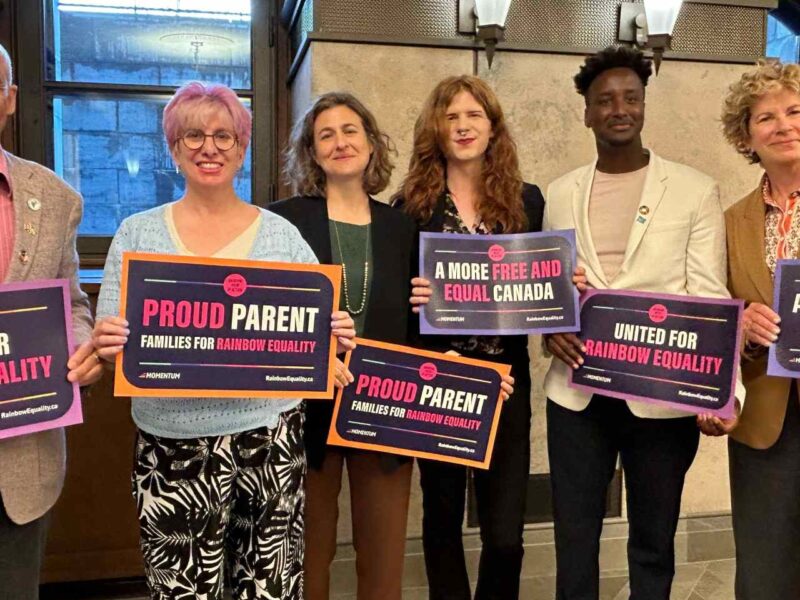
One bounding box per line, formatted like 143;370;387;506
329;220;372;335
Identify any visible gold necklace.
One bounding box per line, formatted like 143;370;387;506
332;220;370;315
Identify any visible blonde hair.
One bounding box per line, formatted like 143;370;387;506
721;59;800;163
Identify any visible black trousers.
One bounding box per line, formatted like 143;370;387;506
0;500;50;600
730;385;800;600
419;358;531;600
547;396;699;600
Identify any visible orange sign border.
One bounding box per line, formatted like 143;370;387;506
327;337;511;469
115;252;342;399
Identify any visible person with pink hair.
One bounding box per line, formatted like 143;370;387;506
92;82;356;600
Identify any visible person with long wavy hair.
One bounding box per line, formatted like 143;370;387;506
399;76;528;235
395;75;558;600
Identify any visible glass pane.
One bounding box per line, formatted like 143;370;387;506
46;0;252;88
766;13;799;63
52;94;253;236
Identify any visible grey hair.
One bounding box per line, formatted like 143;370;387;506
0;44;13;88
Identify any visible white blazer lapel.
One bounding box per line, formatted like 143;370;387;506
618;152;667;272
571;159;610;288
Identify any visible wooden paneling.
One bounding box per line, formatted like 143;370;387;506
41;291;143;583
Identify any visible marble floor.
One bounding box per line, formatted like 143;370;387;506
40;559;735;600
41;515;737;599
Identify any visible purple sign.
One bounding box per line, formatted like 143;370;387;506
117;253;341;399
328;338;509;468
768;259;800;378
0;280;81;440
419;230;579;335
569;290;742;417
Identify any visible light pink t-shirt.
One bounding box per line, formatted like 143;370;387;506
588;165;648;282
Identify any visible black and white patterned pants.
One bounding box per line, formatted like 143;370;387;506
132;406;305;600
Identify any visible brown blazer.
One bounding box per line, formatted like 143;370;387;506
726;185;799;449
0;151;93;524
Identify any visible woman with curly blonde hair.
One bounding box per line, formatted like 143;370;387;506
271;91;416;600
394;75;542;600
721;59;800;599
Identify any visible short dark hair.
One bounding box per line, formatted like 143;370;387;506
574;46;652;98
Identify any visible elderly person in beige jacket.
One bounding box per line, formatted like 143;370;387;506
0;44;101;600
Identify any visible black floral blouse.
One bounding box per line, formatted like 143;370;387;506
442;193;504;356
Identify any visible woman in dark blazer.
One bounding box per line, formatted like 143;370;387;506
270;91;415;600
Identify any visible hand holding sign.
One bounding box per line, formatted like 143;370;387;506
697;399;741;437
744;302;781;348
331;311;356;352
546;332;586;370
410;276;432;315
66;341;104;386
92;316;130;362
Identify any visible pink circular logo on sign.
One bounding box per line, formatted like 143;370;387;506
223;274;247;297
648;303;668;323
488;244;506;262
419;362;438;381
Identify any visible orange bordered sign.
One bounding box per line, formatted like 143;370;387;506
116;252;341;399
328;338;510;469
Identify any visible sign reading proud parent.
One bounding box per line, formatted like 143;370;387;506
769;259;800;377
569;290;742;417
419;230;579;335
328;338;510;469
0;280;82;440
117;253;341;398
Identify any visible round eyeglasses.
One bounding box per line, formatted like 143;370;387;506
180;129;238;151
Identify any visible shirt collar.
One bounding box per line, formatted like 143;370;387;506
0;145;11;196
761;173;800;210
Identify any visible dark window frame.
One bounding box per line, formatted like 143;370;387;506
14;0;277;267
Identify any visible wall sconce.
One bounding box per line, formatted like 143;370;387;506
458;0;514;68
618;0;685;74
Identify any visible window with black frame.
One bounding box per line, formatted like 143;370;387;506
17;0;273;264
767;9;800;64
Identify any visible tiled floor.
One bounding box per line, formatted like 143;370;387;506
330;559;736;600
41;516;737;599
41;559;735;600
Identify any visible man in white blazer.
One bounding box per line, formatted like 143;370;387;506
543;46;743;600
0;44;103;599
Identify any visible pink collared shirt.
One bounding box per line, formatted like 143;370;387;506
0;148;14;281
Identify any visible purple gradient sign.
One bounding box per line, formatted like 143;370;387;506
569;290;742;417
419;230;579;335
0;280;81;440
117;253;341;399
768;260;800;378
328;338;510;468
